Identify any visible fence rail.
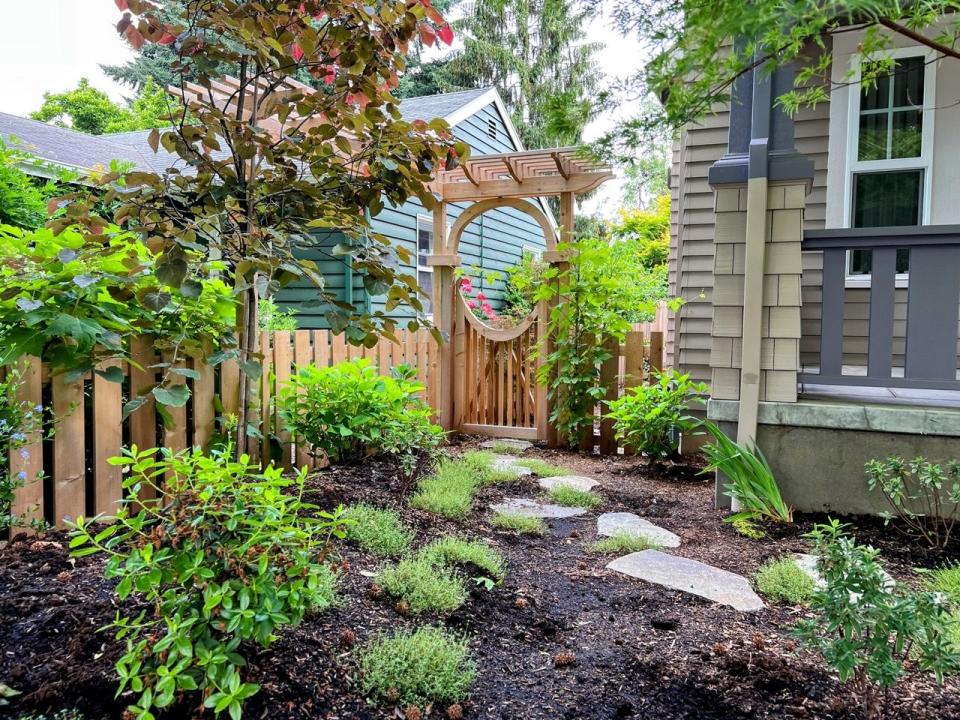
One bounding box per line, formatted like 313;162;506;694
5;329;438;529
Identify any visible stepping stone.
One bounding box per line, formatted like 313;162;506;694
607;550;765;612
490;497;587;519
538;475;598;492
597;512;681;548
492;456;532;476
480;439;532;452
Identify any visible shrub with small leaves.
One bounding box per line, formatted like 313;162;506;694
418;537;507;582
866;456;960;550
342;504;414;557
69;445;346;720
795;520;960;719
376;555;468;615
754;557;815;605
278;359;437;465
547;486;602;509
358;626;476;707
606;370;708;459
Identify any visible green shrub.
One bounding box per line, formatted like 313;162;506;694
490;511;546;535
754;557;815;605
588;531;656;554
866;456;960;550
795;520;960;717
921;562;960;606
277;359;437;465
701;422;793;524
547;486;602;509
515;458;571;477
69;445;345;720
379;366;446;490
358;627;476;706
419;537;507;582
342;504;414;557
257;297;299;331
377;555;468;614
606;370;708;458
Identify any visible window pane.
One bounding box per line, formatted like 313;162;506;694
890;109;922;158
858;113;888;161
853;171;922;228
849;248;911;274
417;270;433;315
860;69;890;111
893;57;924;107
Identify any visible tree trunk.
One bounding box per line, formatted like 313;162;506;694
235;283;260;460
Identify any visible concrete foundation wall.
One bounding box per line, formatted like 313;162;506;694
711;399;960;516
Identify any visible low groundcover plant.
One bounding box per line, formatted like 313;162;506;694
69;444;346;720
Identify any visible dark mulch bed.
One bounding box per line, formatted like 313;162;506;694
2;438;959;720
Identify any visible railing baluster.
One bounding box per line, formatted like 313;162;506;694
867;247;896;380
905;246;960;382
819;247;846;378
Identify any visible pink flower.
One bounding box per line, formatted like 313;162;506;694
460;277;473;291
481;302;492;313
484;308;496;319
476;291;487;301
467;300;477;310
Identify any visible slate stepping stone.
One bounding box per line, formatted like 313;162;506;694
480;439;533;452
597;512;680;548
538;475;598;492
607;550;765;612
490;497;588;519
492;456;532;476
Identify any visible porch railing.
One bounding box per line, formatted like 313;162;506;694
799;225;960;391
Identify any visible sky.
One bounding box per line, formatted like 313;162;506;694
0;0;646;216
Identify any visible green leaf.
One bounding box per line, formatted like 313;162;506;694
171;367;201;381
96;365;125;384
152;384;191;407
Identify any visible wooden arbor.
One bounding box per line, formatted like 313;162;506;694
426;148;613;444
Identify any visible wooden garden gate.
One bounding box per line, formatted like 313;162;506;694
453;293;546;440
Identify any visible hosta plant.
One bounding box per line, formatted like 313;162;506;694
606;370;707;459
69;445;347;720
865;456;960;550
796;520;960;719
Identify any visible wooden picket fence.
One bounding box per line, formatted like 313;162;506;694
4;328;438;529
595;329;665;454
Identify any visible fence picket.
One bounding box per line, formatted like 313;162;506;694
8;358;43;531
52;374;85;526
192;358;216;451
273;331;293;467
93;359;124;516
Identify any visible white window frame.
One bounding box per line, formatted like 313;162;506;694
843;46;936;288
521;244;543;261
416;214;434;316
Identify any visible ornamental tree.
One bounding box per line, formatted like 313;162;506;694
59;0;466;455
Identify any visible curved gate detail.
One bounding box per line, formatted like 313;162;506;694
453;291;546;440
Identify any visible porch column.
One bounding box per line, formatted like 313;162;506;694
707;55;813;501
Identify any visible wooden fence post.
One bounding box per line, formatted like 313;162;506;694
598;336;620;454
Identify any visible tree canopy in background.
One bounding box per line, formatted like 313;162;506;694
0;139;63;229
30;77;174;135
603;0;960;159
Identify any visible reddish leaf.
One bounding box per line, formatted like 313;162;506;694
159;32;176;45
114;0;129;9
419;24;436;47
292;43;304;61
438;23;454;45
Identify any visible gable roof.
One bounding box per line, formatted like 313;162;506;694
0;87;520;174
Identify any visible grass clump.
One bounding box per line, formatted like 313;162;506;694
515;458;571;477
754;556;815;605
490;511;546;535
730;516;767;540
588;531;657;554
461;450;516;484
411;461;479;518
547;486;602;509
419;536;507;582
342;504;414;557
377;555;468;615
358;626;476;706
921;562;960;605
487;440;526;455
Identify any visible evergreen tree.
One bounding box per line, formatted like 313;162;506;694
446;0;601;148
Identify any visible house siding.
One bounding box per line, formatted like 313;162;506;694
277;99;549;328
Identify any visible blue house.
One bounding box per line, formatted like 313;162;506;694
0;86;551;329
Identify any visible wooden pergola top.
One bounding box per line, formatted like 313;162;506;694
432;147;613;201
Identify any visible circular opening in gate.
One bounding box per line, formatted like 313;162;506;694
446;197;555;331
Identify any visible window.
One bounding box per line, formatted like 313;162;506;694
521;244;543;261
845;52;934;281
416;215;433;316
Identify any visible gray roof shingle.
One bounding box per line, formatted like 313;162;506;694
0;88;497;173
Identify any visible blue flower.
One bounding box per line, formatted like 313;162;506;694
16;471;27;482
10;432;26;442
19;448;30;460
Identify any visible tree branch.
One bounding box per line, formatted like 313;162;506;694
877;17;960;62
